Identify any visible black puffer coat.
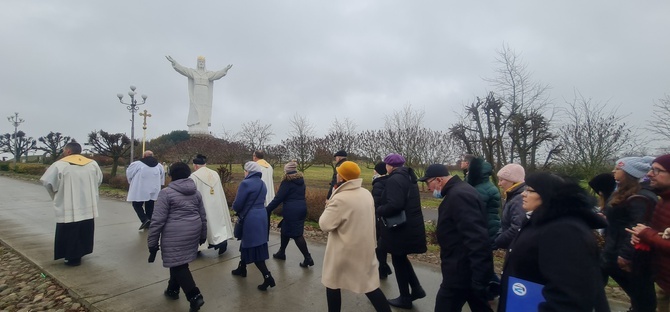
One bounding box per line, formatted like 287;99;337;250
499;175;609;312
266;172;307;238
376;167;427;255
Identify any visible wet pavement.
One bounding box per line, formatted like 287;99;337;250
0;176;630;312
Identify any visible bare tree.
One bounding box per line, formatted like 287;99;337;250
0;131;36;163
381;105;425;168
37;132;72;163
324;117;358;156
555;92;638;179
356;129;387;167
647;94;670;143
87;130;131;177
282;114;316;171
238;120;274;152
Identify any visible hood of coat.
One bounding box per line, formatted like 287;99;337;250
372;174;390;186
531;180;607;229
168;178;197;196
140;156;159;167
465;157;493;186
389;166;418;184
283;171;305;185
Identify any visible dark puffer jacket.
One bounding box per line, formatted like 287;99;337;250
232;171;268;249
465;157;501;240
376;167;427;255
148;178;207;268
266;172;307;238
499;177;609;312
493;182;526;250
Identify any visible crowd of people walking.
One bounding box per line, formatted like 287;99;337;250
37;142;670;312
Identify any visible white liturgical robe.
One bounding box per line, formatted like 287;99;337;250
40;155;103;223
256;159;275;206
190;166;233;246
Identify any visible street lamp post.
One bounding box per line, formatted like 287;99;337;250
7;112;25;166
117;85;147;165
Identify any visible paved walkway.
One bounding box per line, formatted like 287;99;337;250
0;176;629;312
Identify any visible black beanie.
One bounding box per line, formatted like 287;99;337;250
588;173;616;199
525;172;565;205
374;162;387;175
170;162;191;181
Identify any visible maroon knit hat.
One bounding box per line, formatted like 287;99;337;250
654;154;670;172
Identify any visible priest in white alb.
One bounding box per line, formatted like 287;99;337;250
253;150;275;206
190;154;233;255
40;142;102;266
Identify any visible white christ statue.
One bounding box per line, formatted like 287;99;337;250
166;55;233;134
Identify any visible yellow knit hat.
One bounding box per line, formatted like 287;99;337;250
336;161;361;181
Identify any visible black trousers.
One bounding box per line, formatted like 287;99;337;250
168;264;197;296
326;288;391;312
434;286;492;312
132;200;154;223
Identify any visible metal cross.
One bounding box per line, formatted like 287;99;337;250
139;110;152;130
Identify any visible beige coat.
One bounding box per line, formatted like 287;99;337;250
319;178;380;294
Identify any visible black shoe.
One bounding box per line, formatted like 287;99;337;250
410;286;426;301
139;220;151;230
379;263;393;280
257;273;276;291
164;289;179;300
64;258;81;266
272;252;286;260
299;255;314;268
188;294;204;312
388;296;412;309
217;241;228;255
231;261;247;277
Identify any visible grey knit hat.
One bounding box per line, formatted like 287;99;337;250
615;156;655;179
244;161;262;173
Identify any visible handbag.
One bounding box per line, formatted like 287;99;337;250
382;210;406;229
234;190;262;239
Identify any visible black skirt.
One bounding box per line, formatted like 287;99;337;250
54;219;95;260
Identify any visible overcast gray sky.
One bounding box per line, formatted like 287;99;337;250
1;1;668;155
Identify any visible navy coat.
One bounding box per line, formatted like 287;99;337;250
266;172;307;237
232;171;268;248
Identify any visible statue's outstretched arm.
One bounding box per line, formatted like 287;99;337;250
210;64;233;80
166;55;191;77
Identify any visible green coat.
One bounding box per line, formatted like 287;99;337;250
465;158;501;241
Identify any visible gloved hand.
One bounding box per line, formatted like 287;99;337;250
199;238;207;245
148;246;159;263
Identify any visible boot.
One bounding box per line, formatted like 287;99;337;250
379;262;393;280
299;254;314;268
272;251;286;260
231;261;247;277
164;280;180;300
257;272;276;291
186;288;205;312
410;286;426;301
217;241;228;255
388;296;412;309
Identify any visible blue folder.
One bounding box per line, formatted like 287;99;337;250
505;276;545;311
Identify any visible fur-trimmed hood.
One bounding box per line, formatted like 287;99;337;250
282;171;304;186
528;173;607;229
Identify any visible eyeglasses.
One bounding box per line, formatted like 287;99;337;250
426;178;437;184
649;167;668;176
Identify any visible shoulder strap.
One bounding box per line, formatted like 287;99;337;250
239;189;263;220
